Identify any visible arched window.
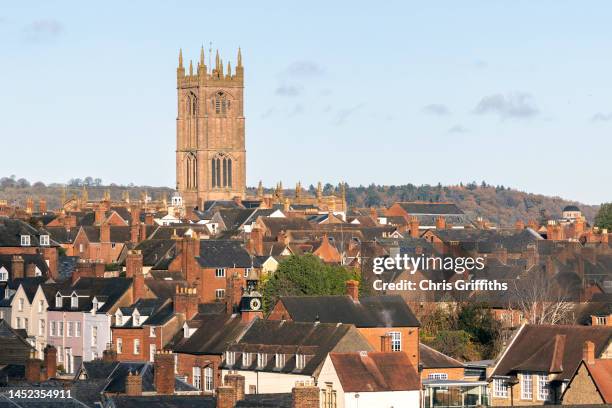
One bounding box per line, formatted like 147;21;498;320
185;153;197;190
186;92;198;148
211;154;233;188
213;91;229;114
186;92;198;117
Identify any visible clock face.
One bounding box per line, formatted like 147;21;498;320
249;298;262;311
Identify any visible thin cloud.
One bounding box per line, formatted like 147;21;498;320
473;92;539;119
423;103;451;116
275;84;302;97
332;103;365;126
260;107;275;119
591;112;612;122
288;104;304;117
22;19;63;42
448;125;468;133
474;60;488;69
283;60;325;78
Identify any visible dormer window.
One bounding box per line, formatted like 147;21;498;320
133;313;140;326
39;235;50;246
55;294;62;308
21;235;31;246
115;310;123;326
275;353;285;369
0;266;8;281
34;266;42;277
257;353;267;368
225;351;236;366
242;352;252;367
71;294;78;308
295;354;306;370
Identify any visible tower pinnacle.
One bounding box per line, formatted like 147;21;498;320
178;48;183;68
237;47;242;67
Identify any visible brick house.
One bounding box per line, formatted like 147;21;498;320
167;235;256;305
267;280;421;367
489;324;612;405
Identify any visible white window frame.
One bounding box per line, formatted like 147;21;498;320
296;354;306;370
389;331;402;351
276;353;285;369
18;298;24;312
149;344;156;362
242;352;252;366
71;295;78;308
0;266;8;281
225;351;235;365
16;317;21;329
75;321;81;337
537;374;550;401
493;379;509;398
117;338;123;354
57;321;63;336
215;268;226;277
257;353;267;368
21;235;31;246
150;326;156;337
215;289;225;299
67;321;73;337
521;373;533;400
244;267;252;277
134;339;140;355
428;373;449;380
50;321;56;337
38;319;45;336
91;326;98;347
204;367;213;392
40;235;50;246
193;366;201;389
38;300;44;313
55;294;62;308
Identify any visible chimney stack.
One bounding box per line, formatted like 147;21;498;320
43;345;57;379
100;222;111;243
515;219;525;230
12;255;24;279
127;250;145;301
154;350;175;395
216;385;236;408
583;341;595;365
95;206;105;225
409;216;420;238
345;280;359;302
26;197;34;214
174;286;199;320
226;273;243;315
291;381;320;408
25;262;37;278
126;371;143;396
103;347;117;362
224;372;245;402
38;199;47;214
25;352;42;382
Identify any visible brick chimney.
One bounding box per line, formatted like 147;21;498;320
583;341;595;365
528;219;539;230
291;381;320;408
103;347;117;362
25;352;42;382
380;335;392;352
435;216;446;230
226;273;243;315
181;234;200;284
25;262;37;278
216;385;236;408
38;199;47;214
515;219;525;230
154;350;175;395
249;225;264;256
127;250;145;301
95;206;105;225
100;222;111;243
409;216;419;238
174;286;199;320
43;345;57;379
140;222;148;241
12;255;24;279
130;205;141;225
144;213;154;226
130;223;140;244
345;280;359;302
126;371;143;396
224;372;245;402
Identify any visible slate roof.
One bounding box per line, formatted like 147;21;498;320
133;239;177;267
105;395;215;408
0;217;58;247
420;344;464;369
329;351;420;392
81;226;131;243
0;319;34;365
236;393;292;407
0;255;50;280
57;256;79;281
197;240;253;268
45;226;80;244
175;314;248;355
115;298;170;328
491;324;612;381
276;295;420;328
222;320;371;376
258;218;312;237
145;279;187;300
99;361;196;394
48;278;132;313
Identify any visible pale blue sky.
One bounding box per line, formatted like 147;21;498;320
1;1;611;204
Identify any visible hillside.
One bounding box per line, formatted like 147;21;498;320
0;176;599;226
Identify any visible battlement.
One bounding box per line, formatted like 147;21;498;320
177;46;243;86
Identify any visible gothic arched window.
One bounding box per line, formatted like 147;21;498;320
185;153;197;190
213;91;229;114
211;154;233;188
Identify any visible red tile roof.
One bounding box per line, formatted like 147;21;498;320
586;360;612;403
329;351;420;392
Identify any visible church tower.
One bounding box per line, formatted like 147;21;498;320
176;46;246;209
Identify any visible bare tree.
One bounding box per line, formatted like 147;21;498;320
510;267;574;325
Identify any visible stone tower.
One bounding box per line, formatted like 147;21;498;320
176;46;246;209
